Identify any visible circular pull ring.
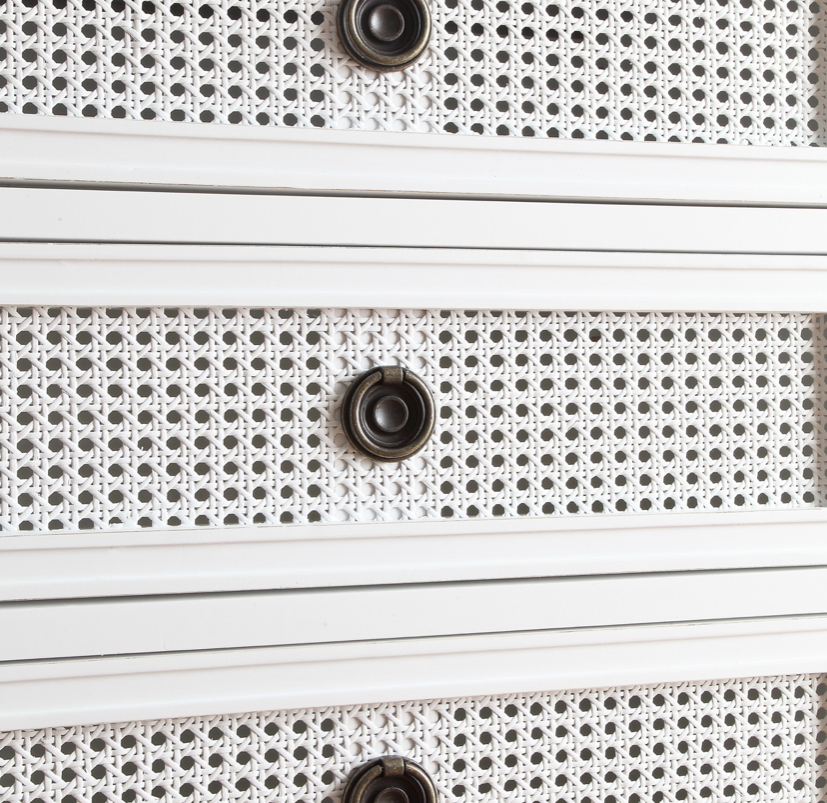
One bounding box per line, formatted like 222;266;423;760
338;0;431;71
343;756;438;803
342;366;435;462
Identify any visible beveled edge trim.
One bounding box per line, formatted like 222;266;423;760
2;508;826;600
1;615;825;730
2;116;827;205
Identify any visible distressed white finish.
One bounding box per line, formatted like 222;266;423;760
3;510;827;601
4;244;827;311
0;617;826;731
4;118;827;205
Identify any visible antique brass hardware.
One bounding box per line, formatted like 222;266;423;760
338;0;431;71
343;756;438;803
342;366;435;461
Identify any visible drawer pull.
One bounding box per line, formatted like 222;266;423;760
344;756;438;803
342;366;435;461
338;0;431;71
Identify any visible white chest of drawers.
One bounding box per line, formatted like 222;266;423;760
2;0;827;794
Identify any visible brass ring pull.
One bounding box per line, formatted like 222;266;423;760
338;0;431;72
342;366;435;462
343;756;438;803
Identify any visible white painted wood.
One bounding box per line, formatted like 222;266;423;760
1;243;827;310
4;188;827;254
2;116;827;206
2;510;827;601
1;615;826;730
3;566;827;662
2;119;827;735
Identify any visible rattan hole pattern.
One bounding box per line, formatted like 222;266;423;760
1;675;826;802
0;306;824;534
0;0;826;143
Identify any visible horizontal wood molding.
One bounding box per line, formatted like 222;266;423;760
2;615;826;730
3;509;827;602
1;117;827;206
1;244;827;310
3;565;827;662
4;188;827;254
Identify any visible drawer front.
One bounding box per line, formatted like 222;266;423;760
1;304;822;534
0;0;823;145
1;674;825;803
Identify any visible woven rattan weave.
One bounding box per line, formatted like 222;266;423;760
0;0;825;143
1;675;825;803
0;306;822;533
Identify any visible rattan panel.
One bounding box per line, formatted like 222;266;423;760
1;674;825;802
0;0;825;143
0;306;823;533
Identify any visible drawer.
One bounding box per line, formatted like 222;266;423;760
0;279;826;598
0;303;821;534
0;132;825;602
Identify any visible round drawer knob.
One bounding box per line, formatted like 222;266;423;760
369;5;406;41
338;0;431;71
342;366;434;461
343;756;437;803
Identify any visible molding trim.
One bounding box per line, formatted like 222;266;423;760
1;116;827;206
3;509;827;601
2;615;826;730
4;566;827;662
4;188;827;254
1;244;827;310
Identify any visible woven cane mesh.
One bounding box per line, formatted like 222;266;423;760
1;675;826;802
1;306;824;534
0;0;825;144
